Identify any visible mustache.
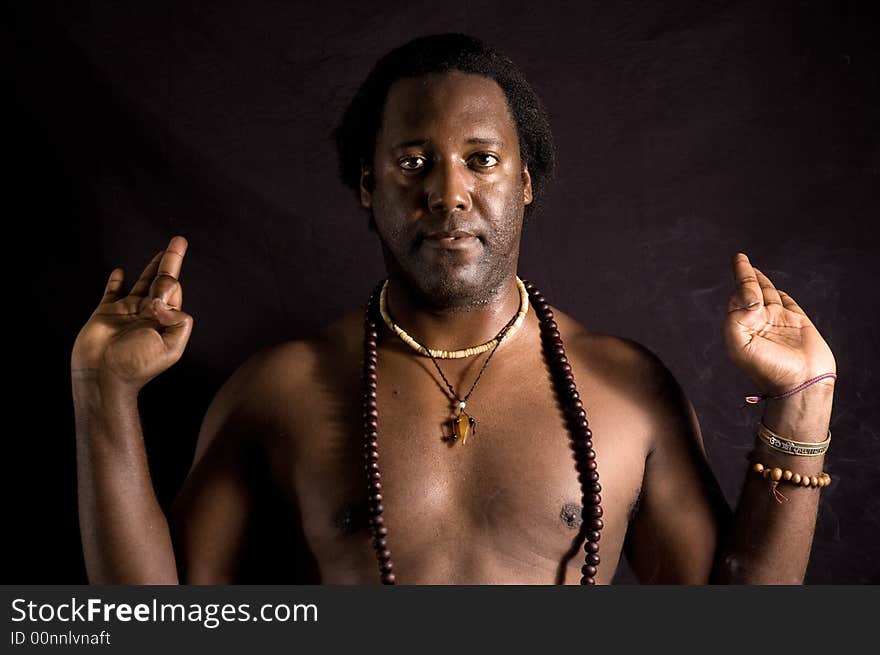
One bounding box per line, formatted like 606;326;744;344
415;219;485;245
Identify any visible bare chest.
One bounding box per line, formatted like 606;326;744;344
266;345;651;584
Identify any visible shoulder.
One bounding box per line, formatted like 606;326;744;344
229;306;366;392
193;306;367;461
556;307;683;405
553;307;698;455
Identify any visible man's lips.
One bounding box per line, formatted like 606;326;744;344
422;230;480;250
425;229;476;240
425;230;479;250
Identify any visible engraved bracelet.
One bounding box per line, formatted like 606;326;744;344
757;421;830;457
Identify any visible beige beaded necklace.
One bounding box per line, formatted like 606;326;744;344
378;276;530;359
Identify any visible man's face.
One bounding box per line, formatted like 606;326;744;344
361;71;533;310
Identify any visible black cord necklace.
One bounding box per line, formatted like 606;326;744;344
360;278;604;584
410;304;520;444
425;318;509;444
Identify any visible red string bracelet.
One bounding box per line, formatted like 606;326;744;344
742;372;837;408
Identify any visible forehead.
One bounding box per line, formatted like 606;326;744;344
378;71;518;145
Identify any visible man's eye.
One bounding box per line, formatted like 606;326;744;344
399;156;426;171
470;153;499;168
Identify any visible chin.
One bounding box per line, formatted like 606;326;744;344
409;263;502;310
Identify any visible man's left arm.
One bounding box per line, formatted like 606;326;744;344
711;382;834;583
623;253;836;584
711;253;836;583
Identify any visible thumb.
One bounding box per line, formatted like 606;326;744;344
152;298;194;356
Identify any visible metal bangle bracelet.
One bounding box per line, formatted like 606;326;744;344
757;421;830;457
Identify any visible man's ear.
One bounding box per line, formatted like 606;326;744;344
522;166;533;205
360;163;374;209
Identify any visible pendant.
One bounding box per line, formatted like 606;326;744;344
452;409;477;445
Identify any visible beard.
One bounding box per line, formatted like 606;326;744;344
371;204;524;312
379;240;510;310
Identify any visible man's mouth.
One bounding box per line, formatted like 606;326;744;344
422;229;480;250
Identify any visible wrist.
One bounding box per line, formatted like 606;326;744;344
760;382;834;443
72;368;140;418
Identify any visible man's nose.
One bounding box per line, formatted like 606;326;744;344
425;159;472;213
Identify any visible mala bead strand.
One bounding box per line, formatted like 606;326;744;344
363;283;396;584
522;279;604;585
362;278;603;585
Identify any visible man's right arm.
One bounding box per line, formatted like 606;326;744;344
71;235;264;584
73;350;267;585
72;235;311;584
71;236;194;584
73;373;180;584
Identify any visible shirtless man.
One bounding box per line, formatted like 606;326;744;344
71;34;836;584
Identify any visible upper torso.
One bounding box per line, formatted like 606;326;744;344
237;304;658;584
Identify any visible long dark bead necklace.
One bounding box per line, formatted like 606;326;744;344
361;278;604;585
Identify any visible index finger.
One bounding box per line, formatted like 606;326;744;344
157;235;188;280
732;252;762;309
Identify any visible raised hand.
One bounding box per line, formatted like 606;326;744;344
71;236;194;392
723;253;836;396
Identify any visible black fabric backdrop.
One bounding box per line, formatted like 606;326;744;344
8;1;878;583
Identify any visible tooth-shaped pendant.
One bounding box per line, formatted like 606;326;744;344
453;411;477;445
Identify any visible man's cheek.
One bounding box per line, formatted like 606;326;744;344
372;216;409;255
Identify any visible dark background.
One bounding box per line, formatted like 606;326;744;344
7;0;878;583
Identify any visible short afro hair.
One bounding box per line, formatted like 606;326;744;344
333;33;556;218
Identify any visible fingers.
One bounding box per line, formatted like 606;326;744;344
152;300;194;358
157;236;188;280
100;268;125;304
149;275;184;308
149;236;188;307
130;236;189;300
778;289;806;316
728;252;763;313
753;268;783;306
130;250;165;297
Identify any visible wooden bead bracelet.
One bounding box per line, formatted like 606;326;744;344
751;462;832;503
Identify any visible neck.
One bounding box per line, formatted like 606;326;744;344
383;273;523;352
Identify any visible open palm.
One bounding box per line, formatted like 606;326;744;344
723;253;836;396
